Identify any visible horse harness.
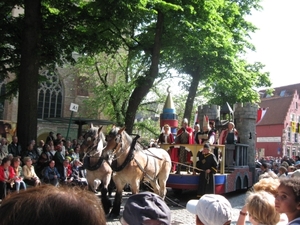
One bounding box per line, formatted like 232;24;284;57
82;135;105;171
110;133;161;182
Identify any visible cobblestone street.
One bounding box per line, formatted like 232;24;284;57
106;188;251;225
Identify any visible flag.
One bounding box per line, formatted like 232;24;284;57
256;107;268;125
193;111;198;125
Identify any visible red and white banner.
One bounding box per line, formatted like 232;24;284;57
193;111;198;125
256;107;268;125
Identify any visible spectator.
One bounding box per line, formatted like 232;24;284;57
10;157;26;193
287;166;296;177
278;166;287;178
43;160;60;186
0;158;16;200
259;162;277;180
275;177;300;224
120;192;171;225
237;190;280;225
36;140;44;156
186;194;232;225
45;131;55;145
21;142;39;167
71;159;87;187
0;185;106;225
8;136;22;157
22;157;41;187
60;159;72;184
47;140;56;157
0;138;9;164
37;143;52;173
65;140;72;156
53;145;64;178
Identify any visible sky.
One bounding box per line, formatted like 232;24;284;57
246;0;300;88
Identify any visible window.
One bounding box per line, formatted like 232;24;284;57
288;127;291;142
295;133;298;143
280;90;286;97
291;114;295;121
38;70;63;119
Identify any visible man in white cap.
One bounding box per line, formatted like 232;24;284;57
186;194;232;225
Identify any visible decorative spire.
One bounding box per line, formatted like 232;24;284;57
163;86;175;111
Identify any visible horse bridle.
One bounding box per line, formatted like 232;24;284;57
106;131;123;156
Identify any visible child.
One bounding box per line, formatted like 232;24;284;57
237;191;280;225
275;177;300;224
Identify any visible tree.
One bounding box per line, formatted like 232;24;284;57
161;0;271;124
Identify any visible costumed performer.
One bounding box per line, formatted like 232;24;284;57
175;118;193;174
196;143;218;198
158;124;177;173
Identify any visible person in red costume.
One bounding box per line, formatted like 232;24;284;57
175;118;193;174
158;124;177;173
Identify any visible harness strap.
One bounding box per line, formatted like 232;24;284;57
83;156;104;171
111;134;140;172
134;157;157;182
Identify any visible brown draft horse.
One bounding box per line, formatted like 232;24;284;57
81;124;112;214
102;126;172;217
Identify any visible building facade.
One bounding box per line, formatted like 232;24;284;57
0;66;99;143
256;83;300;158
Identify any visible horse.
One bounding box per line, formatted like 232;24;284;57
102;126;172;217
81;124;112;214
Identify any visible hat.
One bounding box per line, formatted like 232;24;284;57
292;169;300;178
183;118;188;124
186;194;232;225
203;143;210;149
203;115;211;129
121;192;171;225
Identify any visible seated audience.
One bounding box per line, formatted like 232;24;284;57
10;157;26;193
186;194;232;225
71;159;87;187
60;159;72;184
120;192;171;225
0;158;15;199
43;160;60;186
275;177;300;224
0;185;106;225
22;157;41;187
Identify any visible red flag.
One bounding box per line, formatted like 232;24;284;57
256;107;268;125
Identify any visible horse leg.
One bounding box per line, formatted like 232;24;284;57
101;173;112;215
110;177;125;218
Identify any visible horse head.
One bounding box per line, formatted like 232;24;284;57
82;124;106;157
102;126;127;158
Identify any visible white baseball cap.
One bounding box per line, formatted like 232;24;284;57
186;194;232;225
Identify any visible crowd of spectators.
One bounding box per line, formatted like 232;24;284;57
0;132;87;201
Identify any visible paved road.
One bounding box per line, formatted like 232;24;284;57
106;188;251;225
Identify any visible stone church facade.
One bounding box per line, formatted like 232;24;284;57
0;66;94;143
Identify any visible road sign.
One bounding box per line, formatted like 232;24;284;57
70;103;79;112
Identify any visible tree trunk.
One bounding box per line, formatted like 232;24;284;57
17;0;41;149
124;11;164;134
183;70;201;126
